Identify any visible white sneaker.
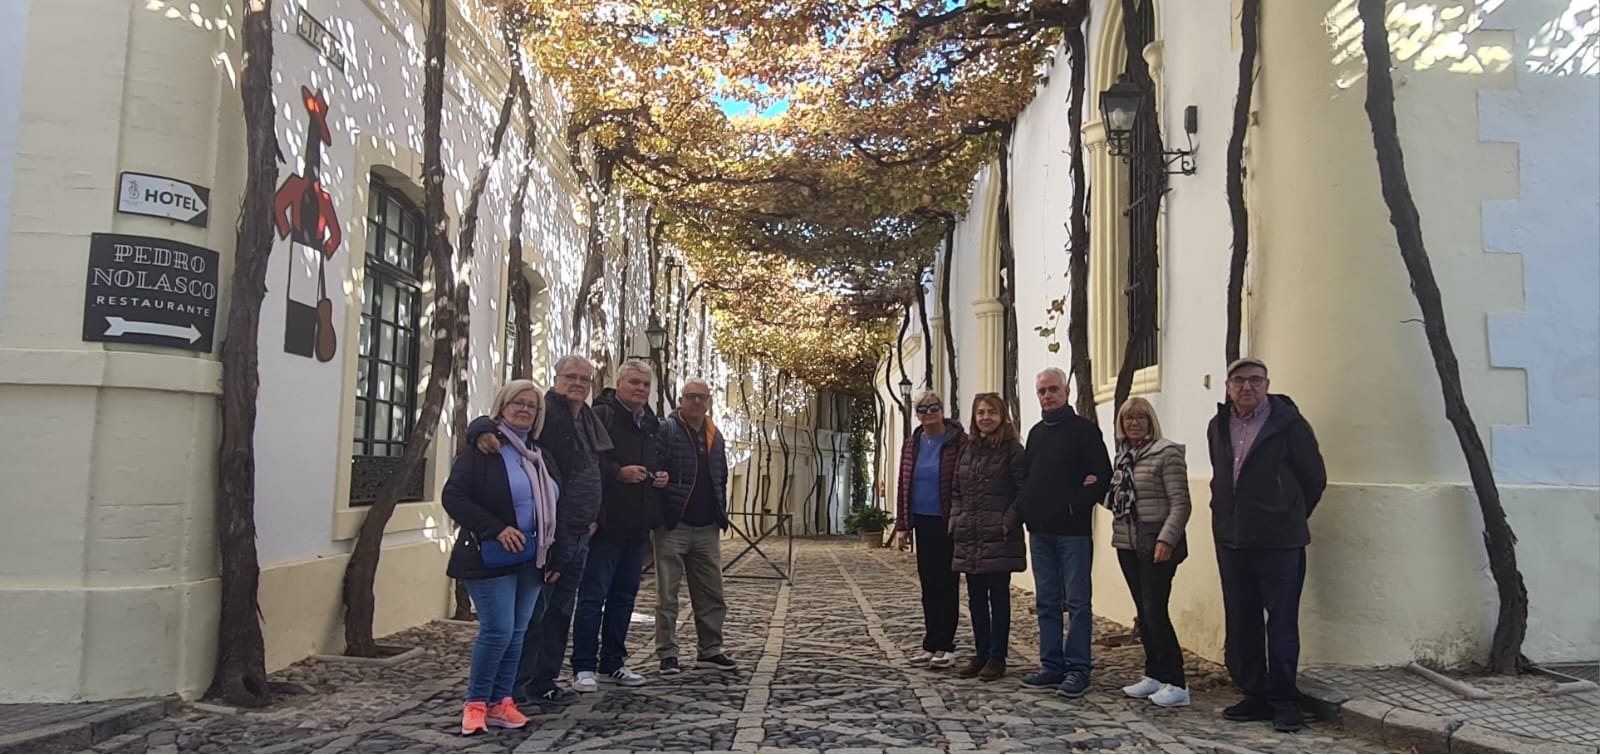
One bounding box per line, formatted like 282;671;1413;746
605;666;647;687
572;670;598;693
929;651;956;669
1149;684;1191;708
909;651;935;666
1122;676;1162;698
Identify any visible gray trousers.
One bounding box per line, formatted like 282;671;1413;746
652;524;726;660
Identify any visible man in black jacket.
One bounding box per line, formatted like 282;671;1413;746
1207;357;1327;733
569;360;667;691
1017;367;1112;697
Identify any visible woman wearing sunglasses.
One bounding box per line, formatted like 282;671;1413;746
893;390;966;668
442;380;563;734
948;393;1027;681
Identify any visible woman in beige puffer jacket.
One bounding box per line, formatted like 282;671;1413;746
1103;397;1192;708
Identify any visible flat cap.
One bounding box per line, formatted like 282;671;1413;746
1226;356;1268;376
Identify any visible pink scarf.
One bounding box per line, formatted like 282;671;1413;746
498;421;559;568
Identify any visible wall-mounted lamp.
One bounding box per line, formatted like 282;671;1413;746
1100;74;1198;176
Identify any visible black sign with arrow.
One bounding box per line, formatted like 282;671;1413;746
82;233;219;352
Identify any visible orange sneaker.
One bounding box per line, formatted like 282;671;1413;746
460;701;488;735
487;697;529;729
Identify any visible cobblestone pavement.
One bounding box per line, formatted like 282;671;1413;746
90;540;1383;753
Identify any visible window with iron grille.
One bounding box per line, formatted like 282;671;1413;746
350;176;425;505
1124;0;1160;373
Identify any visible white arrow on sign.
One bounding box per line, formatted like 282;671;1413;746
105;316;202;344
117;172;209;224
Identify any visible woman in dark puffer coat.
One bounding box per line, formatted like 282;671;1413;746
949;392;1027;681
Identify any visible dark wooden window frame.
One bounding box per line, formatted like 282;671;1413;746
350;175;426;505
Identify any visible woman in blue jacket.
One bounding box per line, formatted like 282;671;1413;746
442;380;562;735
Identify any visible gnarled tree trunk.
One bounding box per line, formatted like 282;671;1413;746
210;0;276;708
996;126;1021;426
1356;0;1528;673
914;268;934;390
1064;16;1096;420
1224;0;1260;364
507;71;536;382
939;219;959;417
342;0;454;657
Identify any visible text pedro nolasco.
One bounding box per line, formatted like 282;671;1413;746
83;233;219;351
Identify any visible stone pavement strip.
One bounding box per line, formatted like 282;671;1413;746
81;540;1383;754
1301;665;1600;753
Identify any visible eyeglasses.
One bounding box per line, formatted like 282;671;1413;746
507;399;540;411
682;393;711;402
1228;376;1267;387
915;403;942;414
558;372;594;384
1123;414;1150;422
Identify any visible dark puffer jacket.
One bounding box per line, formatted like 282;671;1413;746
893;420;966;533
949;438;1027;574
1207;394;1327;549
656;413;730;531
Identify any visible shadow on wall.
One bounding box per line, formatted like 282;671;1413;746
1324;0;1598;89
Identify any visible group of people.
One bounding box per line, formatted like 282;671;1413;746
438;353;1326;737
440;356;736;736
896;358;1327;733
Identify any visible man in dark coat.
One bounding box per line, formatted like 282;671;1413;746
652;376;737;674
1208;357;1327;733
569;360;666;691
1017;367;1112;698
469;354;611;705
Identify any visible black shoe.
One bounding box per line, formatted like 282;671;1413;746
696;654;738;671
532;686;578;706
1223;697;1274;722
658;657;682;675
1273;705;1306;733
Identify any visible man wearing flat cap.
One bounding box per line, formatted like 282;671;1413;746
1207;357;1327;733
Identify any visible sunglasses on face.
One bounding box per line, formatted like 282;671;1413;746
1228;376;1267;387
915;403;942;414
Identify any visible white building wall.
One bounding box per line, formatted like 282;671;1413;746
889;0;1598;669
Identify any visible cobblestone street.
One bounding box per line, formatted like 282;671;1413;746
89;540;1382;753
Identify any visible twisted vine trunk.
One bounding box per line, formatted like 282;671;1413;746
343;0;454;657
1224;0;1260;364
507;72;536;382
1356;0;1528;673
1064;17;1096;420
914;268;934;390
939;220;959;417
210;0;276;708
996;126;1021;427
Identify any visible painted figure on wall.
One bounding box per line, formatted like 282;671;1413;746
273;85;341;362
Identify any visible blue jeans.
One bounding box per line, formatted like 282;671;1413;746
519;537;589;693
1031;533;1093;675
464;562;543;703
570;536;647;674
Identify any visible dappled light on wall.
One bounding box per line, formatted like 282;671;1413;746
1326;0;1515;88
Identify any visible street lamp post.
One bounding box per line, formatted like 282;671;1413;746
645;317;668;414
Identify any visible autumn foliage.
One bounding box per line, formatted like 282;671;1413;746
495;0;1086;392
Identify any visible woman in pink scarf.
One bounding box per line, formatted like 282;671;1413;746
443;380;562;735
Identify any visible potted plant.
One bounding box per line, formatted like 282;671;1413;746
844;505;893;548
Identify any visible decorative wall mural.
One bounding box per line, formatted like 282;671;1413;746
273;85;341;362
